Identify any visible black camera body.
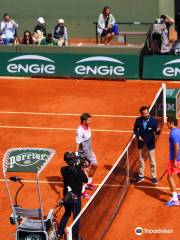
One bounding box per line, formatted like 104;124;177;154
154;18;164;24
64;151;90;168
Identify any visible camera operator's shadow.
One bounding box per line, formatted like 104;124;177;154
46;176;63;197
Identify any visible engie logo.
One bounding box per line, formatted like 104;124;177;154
74;56;125;76
163;59;180;77
7;55;55;74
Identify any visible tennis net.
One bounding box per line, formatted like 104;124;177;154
66;84;166;240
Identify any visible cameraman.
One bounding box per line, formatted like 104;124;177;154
159;14;174;54
146;14;174;55
57;152;88;240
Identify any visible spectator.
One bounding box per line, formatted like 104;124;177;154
21;30;34;45
171;39;180;55
40;33;57;46
0;13;18;44
0;33;4;44
133;106;160;185
53;18;68;46
97;6;116;45
34;17;46;36
33;17;46;44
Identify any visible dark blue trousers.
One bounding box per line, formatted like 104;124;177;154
58;198;81;239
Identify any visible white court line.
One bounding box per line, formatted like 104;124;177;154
0;111;138;118
0;125;132;133
0;179;179;190
0;125;170;134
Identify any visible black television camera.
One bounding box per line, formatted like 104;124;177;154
64;151;91;169
153;18;166;35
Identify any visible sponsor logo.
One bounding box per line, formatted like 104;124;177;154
163;59;180;77
166;103;175;111
25;234;42;240
74;56;125;76
7;149;50;169
7;55;55;74
135;227;173;236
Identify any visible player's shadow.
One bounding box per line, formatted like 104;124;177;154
46;176;63;197
133;177;171;202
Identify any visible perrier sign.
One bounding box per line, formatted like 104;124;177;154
4;148;55;173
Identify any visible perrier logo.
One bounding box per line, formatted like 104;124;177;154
5;148;55;172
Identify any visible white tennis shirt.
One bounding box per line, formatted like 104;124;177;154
76;124;91;144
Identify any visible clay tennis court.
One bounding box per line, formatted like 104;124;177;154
0;78;179;240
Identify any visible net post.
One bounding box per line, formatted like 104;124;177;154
66;227;72;240
162;83;167;123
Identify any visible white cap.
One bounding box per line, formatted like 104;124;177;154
58;18;64;24
37;17;45;24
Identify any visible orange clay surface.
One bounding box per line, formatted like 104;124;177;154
0;78;179;240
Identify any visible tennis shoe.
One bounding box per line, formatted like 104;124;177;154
151;177;158;185
85;183;95;191
82;191;91;199
135;175;144;183
165;199;180;207
170;193;180;201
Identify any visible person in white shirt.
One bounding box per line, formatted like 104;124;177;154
0;13;18;44
97;6;116;45
75;113;98;198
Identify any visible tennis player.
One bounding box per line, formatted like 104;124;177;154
75;113;98;198
165;116;180;207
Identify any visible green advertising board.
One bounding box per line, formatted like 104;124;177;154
0;52;139;79
143;55;180;80
5;148;55;173
166;88;180;117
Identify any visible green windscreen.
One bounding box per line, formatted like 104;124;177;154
0;0;162;38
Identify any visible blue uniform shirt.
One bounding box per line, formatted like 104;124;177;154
169;128;180;161
134;116;160;150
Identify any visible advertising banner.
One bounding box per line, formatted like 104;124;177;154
0;53;139;79
166;88;180;117
143;55;180;80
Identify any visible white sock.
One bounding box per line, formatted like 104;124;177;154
88;177;92;184
82;185;85;193
172;192;178;201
